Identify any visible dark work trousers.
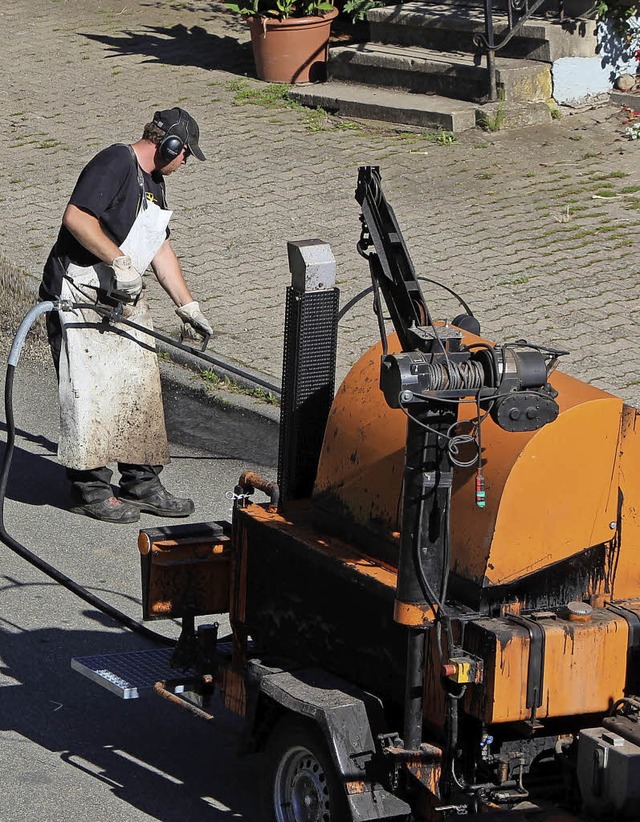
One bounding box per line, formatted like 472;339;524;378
46;311;164;504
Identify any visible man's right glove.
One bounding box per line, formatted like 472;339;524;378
110;256;143;301
175;301;213;340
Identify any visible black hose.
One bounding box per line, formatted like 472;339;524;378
75;302;281;396
0;301;175;645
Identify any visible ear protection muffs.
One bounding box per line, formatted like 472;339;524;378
158;111;187;162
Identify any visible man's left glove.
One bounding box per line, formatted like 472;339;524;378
175;301;213;340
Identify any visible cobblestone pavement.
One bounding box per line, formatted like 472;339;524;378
1;0;639;405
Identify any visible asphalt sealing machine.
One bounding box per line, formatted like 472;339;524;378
71;167;640;821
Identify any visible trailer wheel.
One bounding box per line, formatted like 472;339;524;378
265;716;350;822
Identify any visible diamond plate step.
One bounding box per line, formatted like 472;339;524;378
71;647;195;699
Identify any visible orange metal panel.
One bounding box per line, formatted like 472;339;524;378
313;332;629;595
463;609;628;724
313;337;405;540
454;381;622;587
609;405;640;601
139;533;231;619
243;500;399;589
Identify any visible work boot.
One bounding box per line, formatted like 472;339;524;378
70;495;140;523
119;486;194;518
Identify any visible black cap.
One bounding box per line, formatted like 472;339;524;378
152;107;205;161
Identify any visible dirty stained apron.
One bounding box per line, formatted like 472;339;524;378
57;195;173;471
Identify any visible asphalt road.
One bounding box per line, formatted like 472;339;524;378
0;353;279;821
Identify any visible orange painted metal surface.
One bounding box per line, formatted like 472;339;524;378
608;405;640;600
138;531;231;619
239;499;634;726
462;608;628;724
424;607;629;728
313;332;634;594
240;500;399;590
394;600;437;626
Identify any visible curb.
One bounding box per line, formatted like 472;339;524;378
158;348;282;426
155;338;281;397
610;90;640;110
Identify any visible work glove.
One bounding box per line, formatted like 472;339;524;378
110;256;143;301
175;301;213;341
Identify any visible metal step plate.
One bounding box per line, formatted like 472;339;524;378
71;647;195;700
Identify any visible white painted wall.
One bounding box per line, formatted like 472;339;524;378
552;18;639;105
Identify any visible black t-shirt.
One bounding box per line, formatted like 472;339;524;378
40;144;168;298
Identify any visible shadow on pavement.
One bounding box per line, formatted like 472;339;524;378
0;441;67;508
82;23;254;76
162;381;279;468
0;606;260;821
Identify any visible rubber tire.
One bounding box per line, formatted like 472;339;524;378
263;715;352;822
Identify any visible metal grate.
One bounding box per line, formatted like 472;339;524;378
71;648;195;700
278;287;339;502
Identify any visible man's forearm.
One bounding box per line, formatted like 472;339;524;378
63;204;122;264
151;240;194;307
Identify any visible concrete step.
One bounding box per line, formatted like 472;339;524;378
329;43;552;103
367;1;598;62
391;0;597;13
289;81;478;130
288;81;553;131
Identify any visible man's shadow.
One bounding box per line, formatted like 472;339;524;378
0;606;260;820
0;429;67;509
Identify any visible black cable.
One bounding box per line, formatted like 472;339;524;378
369;270;389;357
417;276;475;318
73;302;281;396
337;285;374;321
0;361;175;645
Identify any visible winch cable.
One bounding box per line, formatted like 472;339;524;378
0;300;180;647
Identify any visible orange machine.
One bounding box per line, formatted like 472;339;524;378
224;169;640;820
313;334;640;729
74;168;640;822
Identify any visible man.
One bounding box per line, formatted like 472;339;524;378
40;107;213;524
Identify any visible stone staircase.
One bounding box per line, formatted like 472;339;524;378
289;0;600;131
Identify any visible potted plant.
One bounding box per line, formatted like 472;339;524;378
226;0;338;83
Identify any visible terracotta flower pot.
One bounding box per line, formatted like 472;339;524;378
248;8;338;84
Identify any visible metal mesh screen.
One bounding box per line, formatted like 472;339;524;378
277;287;339;502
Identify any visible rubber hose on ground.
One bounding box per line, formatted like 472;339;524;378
0;300;174;647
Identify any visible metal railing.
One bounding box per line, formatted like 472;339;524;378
473;0;564;100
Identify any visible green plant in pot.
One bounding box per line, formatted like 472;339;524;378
226;0;338;83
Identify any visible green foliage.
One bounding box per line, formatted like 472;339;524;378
432;130;456;145
202;370;279;405
226;0;261;15
228;79;292;106
481;103;506;132
226;0;335;19
596;0;638;36
342;0;384;22
226;80;341;131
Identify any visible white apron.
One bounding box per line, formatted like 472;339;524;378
57;193;173;471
